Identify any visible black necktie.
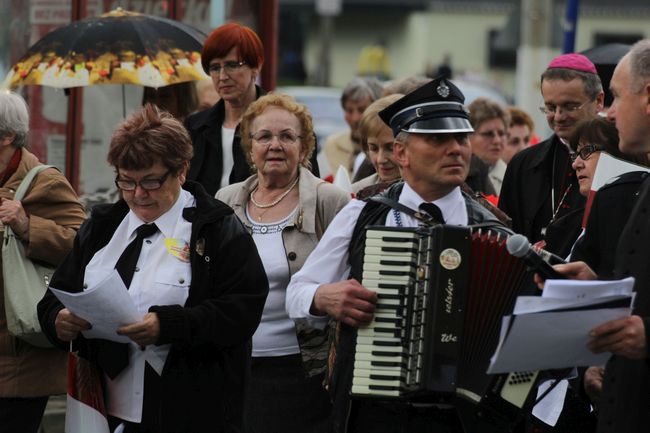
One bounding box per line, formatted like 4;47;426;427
115;223;159;289
97;223;158;379
419;202;445;224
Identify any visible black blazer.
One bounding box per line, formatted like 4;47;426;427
592;172;650;433
499;135;584;252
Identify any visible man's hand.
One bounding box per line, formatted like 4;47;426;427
55;308;91;341
583;366;605;404
311;279;377;327
534;261;597;289
588;315;647;360
0;198;29;238
117;312;160;347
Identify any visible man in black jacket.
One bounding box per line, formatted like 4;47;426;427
552;39;650;433
499;53;603;257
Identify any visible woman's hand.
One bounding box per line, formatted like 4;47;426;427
0;198;29;238
117;312;160;347
534;261;597;289
55;308;91;341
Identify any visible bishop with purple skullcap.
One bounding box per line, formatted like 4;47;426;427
546;53;598;74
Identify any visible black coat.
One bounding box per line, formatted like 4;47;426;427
37;181;269;433
591;173;650;433
571;171;647;278
185;86;319;196
499;135;584;254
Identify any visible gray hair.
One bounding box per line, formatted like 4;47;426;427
0;91;29;148
541;68;603;101
628;39;650;93
341;77;384;107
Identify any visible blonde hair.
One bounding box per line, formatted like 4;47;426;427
359;93;404;152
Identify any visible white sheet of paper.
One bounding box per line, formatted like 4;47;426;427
487;306;630;374
513;294;635;315
542;277;635;300
49;270;141;343
532;379;569;427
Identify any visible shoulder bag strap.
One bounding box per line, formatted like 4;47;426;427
5;165;55;237
13;165;55;201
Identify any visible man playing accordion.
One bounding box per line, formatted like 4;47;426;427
286;76;511;433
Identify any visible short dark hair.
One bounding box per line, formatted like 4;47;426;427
201;22;264;74
569;117;647;166
541;68;603;101
107;104;193;173
468;97;509;130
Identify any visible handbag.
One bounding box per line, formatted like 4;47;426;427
2;164;55;348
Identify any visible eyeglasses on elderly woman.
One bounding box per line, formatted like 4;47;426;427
250;130;302;146
570;144;605;163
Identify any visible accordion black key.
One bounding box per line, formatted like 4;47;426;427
351;225;539;427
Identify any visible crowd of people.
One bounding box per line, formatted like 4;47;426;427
0;19;649;433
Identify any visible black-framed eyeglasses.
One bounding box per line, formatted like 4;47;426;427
115;170;172;191
208;61;247;75
538;101;590;116
570;144;604;162
250;130;302;146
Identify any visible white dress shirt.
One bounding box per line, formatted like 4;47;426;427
221;126;235;188
84;189;194;422
489;158;507;195
285;183;467;327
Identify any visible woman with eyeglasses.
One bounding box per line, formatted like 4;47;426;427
38;104;269;433
542;117;646;265
216;93;350;433
185;22;318;197
183;22;264;196
467;97;509;195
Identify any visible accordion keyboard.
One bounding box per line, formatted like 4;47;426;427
352;228;419;397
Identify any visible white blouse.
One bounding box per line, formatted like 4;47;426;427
84;189;194;423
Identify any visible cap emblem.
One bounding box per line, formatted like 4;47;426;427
437;81;450;98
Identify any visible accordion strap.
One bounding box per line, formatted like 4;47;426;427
368;195;502;231
369;195;436;226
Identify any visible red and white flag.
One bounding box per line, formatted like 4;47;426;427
65;352;111;433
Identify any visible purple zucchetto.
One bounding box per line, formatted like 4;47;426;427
547;53;598;74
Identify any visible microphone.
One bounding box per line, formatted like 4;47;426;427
506;234;566;280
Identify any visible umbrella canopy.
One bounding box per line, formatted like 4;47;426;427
3;8;209;89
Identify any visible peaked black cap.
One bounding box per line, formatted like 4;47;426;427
378;76;473;136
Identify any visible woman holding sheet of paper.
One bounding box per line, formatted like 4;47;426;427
37;104;268;433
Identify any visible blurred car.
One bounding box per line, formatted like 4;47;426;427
275;86;348;151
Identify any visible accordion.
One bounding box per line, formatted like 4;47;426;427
351;225;538;428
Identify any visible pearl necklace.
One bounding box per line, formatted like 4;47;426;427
250;177;299;209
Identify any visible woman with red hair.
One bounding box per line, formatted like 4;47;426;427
185;22;265;196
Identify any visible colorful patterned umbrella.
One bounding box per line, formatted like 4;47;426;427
3;8;208;89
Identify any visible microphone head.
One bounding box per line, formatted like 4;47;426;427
506;234;530;258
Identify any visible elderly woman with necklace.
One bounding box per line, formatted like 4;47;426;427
216;93;349;433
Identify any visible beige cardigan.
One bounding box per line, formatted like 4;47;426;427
216;166;350;376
